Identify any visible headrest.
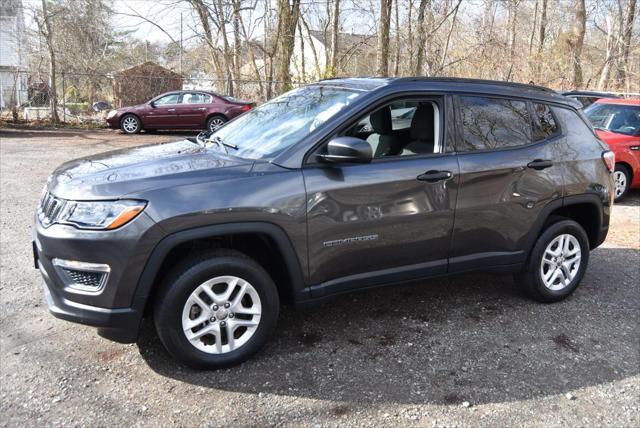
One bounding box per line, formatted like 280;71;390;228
370;106;393;134
410;103;435;141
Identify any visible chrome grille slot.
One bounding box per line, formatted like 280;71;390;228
61;268;105;289
52;259;110;295
38;192;66;227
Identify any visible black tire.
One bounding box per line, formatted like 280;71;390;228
120;114;141;134
515;219;590;303
206;115;227;132
154;249;279;369
614;164;631;202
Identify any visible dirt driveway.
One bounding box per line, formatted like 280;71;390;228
1;128;638;426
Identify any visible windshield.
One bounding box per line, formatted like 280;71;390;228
211;85;363;159
584;103;640;136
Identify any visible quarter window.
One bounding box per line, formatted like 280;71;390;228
457;96;532;151
533;103;559;140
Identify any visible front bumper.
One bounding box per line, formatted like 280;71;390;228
33;211;162;343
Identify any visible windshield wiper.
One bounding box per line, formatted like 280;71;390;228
204;135;238;154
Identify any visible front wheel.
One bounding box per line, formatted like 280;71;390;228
613;164;631;201
154;250;279;369
515;219;590;303
120;114;141;134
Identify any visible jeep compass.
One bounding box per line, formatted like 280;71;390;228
34;78;614;369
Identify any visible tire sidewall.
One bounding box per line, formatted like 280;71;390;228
120;114;140;134
614;164;631;201
154;255;279;369
528;220;590;301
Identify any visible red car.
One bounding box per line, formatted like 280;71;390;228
106;90;254;134
584;98;640;201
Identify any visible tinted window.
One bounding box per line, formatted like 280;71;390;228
458;96;531;151
154;94;180;105
533;103;559;140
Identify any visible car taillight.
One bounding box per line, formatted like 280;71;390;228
241;104;252;112
602;150;615;172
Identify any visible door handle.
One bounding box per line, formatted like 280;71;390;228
198;107;207;111
527;159;553;170
417;170;453;183
167;108;176;112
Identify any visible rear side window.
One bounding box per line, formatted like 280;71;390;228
532;103;559;141
457;96;531;151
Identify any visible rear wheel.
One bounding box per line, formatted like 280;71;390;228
154;250;279;369
613;164;631;201
515;219;589;303
207;115;227;132
120;114;141;134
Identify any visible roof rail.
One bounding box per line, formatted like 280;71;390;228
394;77;557;93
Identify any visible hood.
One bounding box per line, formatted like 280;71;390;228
595;129;640;146
47;139;254;200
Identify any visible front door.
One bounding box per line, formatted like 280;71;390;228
143;93;182;128
303;97;459;296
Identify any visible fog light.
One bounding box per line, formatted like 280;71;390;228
52;259;110;295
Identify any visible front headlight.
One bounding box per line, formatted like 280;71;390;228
107;110;117;119
59;200;146;230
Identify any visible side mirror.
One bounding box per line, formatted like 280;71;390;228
149;101;156;108
317;136;372;164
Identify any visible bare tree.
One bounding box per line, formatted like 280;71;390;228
615;0;637;89
328;0;340;77
38;0;60;123
568;0;587;88
274;0;301;92
376;0;393;76
413;0;428;75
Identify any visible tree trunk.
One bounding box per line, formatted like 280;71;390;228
439;0;460;73
535;0;548;79
232;0;242;83
376;0;393;76
214;0;234;96
300;15;322;79
191;0;224;83
615;0;637;90
41;0;59;123
329;0;340;76
393;0;400;76
597;14;614;90
275;0;301;93
414;0;428;75
569;0;586;89
505;0;519;81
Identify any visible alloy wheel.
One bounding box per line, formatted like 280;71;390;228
122;116;139;133
208;118;225;131
539;234;582;291
181;275;261;354
614;170;627;199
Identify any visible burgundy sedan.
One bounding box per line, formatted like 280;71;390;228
106;91;254;134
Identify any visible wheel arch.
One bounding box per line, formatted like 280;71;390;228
616;161;633;180
133;222;306;315
206;112;229;123
526;195;605;257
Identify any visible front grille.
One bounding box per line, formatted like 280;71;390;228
38;191;67;227
60;268;105;289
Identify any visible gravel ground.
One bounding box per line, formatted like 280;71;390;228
1;128;639;427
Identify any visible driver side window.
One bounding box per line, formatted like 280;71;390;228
154;93;180;105
344;99;442;159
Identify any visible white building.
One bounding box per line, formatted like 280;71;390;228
0;0;28;109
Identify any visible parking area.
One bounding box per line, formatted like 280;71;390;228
0;128;638;426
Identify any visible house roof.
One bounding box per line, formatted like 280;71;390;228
307;30;376;51
114;61;183;78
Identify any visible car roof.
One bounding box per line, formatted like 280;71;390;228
315;76;574;105
594;98;640;106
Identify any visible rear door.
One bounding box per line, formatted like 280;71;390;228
303;95;459;296
178;92;212;128
450;95;564;272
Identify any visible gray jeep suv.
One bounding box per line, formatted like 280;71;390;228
34;78;615;368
